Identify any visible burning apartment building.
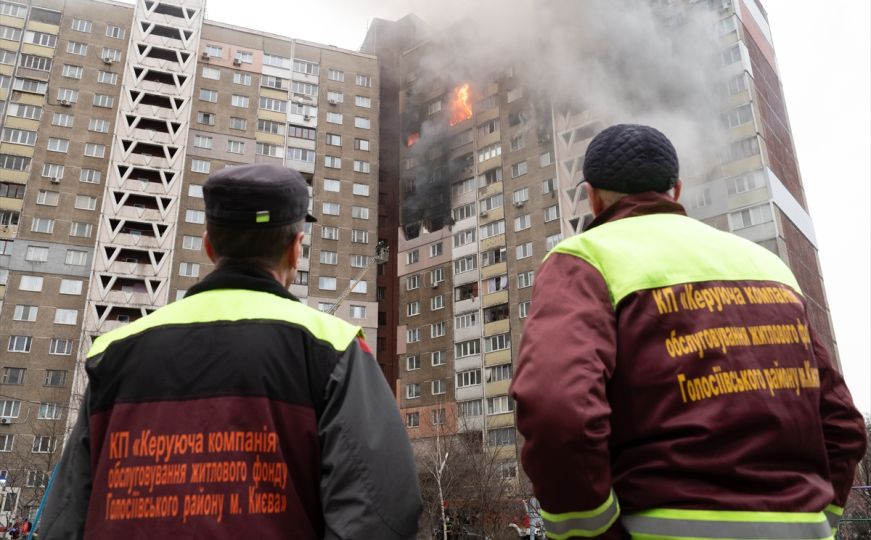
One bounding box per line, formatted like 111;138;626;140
365;0;839;483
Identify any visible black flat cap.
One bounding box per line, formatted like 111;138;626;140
204;163;316;228
583;124;679;194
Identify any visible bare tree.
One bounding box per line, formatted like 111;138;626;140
839;416;871;539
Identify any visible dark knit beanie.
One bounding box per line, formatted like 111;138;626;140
582;124;679;193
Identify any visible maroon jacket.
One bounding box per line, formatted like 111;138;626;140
510;193;866;538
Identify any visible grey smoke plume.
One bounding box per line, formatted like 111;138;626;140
402;0;728;185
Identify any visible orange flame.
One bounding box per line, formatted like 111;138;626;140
407;132;420;147
448;83;472;126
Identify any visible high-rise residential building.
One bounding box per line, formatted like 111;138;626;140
372;0;839;480
0;0;380;520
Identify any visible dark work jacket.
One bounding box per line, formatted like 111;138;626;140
41;263;422;539
510;193;866;539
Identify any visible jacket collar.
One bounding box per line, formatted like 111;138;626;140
585;191;687;231
185;261;300;302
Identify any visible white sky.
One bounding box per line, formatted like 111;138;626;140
196;0;871;414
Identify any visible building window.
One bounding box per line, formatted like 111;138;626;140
322;202;340;216
204;44;222;57
453;228;475;248
54;308;78;325
80;169;101;184
455;311;477;329
477;143;502;163
0;434;14;452
406;412;419;428
516;242;533;260
431;322;446;338
84;143;106;158
485;366;514;389
179;262;200;278
406;355;420;371
69;221;93;237
193;135;213;149
48;338;72;358
517;271;535;289
546;233;563;251
230;95;249;108
229;117;247;130
324;156;342;169
38;403;62;420
352;183;369;196
430;295;445;311
354;117;370;129
406;301;420;317
519;301;531;319
1;367;25;385
25;246;49;262
226;140;245;154
97;71;118;85
355;74;372;87
431;267;445;285
185;210;205;224
325;133;342;146
199;89;218;103
263;54;291;69
349;305;366;319
19;275;43;292
460;400;482;417
514;214;531;231
201;66;220;80
487;395;515;415
256;143;284;158
234;51;253;64
74;195;97;210
88;119;110;133
93;93;114;108
13;305;38;321
191;159;210;174
351;206;369;220
432;380;446;397
456;369;481;388
544;205;560;222
511;161;528;178
44;370;66;387
318;277;337;291
65;249;87;266
182;235;203;251
8;335;32;353
406;383;420;400
288;147;315;162
52;113;73;128
455;340;481;359
727;170;764;195
59;279;83;295
355;95;372;108
62;64;83;79
36;190;59;206
723;103;754;128
484;333;511;353
406;249;419;265
406;328;420;343
70;17;92;31
454;255;477;274
32;436;56;454
0;400;20;418
320;226;339;241
31;217;55;234
488;427;516;447
431;351;446;366
351;230;368;244
325;112;343;125
25;470;49;488
197;111;215;126
47;138;69;152
233;72;252;86
729;203;773;231
66;41;88;55
406;275;420;290
259;97;287;112
354;139;370;152
328;69;344;82
320;251;338;265
480;220;505;240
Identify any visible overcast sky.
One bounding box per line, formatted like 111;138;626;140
194;0;870;413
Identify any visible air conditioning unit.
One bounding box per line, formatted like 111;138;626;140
480;210;488;217
50;177;60;184
431;283;439;289
233;58;242;66
103;57;114;64
59;99;71;107
200;51;210;60
513;200;525;208
327;98;338;106
303;114;312;121
0;417;9;425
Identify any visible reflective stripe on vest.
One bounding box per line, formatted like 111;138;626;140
88;289;362;358
548;213;802;308
541;490;620;539
823;504;843;532
622;508;833;540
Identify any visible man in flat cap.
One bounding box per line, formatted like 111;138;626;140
42;164;422;539
510;125;866;539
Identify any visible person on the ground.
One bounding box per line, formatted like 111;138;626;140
41;163;422;539
511;124;867;539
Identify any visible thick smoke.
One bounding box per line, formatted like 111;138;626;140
397;0;728;229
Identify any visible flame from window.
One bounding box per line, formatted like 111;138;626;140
407;132;420;147
449;83;472;126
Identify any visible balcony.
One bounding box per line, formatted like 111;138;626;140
482;289;508;308
453;295;480;314
486;412;515;429
483;318;509;337
484;348;512;366
481;262;506;280
480;233;506;252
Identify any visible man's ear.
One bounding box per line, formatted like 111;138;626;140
203;230;218;264
286;232;305;270
672;179;683;202
585;183;605;216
